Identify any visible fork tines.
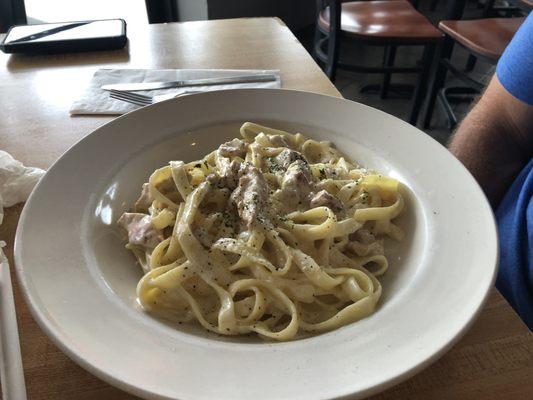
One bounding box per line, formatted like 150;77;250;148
109;90;153;106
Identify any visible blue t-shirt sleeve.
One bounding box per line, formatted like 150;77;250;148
496;160;533;330
496;13;533;105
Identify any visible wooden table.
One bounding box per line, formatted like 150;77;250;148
1;17;532;400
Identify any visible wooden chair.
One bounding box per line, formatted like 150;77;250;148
423;16;525;128
463;0;523;72
313;0;443;125
422;0;531;128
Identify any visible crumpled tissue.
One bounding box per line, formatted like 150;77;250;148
0;150;45;226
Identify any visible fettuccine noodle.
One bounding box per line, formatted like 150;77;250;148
118;123;405;341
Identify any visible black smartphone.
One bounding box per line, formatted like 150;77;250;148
0;19;127;54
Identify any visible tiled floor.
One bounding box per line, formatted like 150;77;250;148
333;42;493;146
297;1;498;146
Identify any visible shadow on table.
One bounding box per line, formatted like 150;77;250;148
5;43;130;72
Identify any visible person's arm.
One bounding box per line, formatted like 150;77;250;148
448;75;533;207
448;14;533;207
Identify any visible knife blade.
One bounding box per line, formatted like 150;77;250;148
101;74;278;92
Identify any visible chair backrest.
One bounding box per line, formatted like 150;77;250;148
519;0;532;9
145;0;178;24
316;0;352;8
0;0;27;33
442;0;469;20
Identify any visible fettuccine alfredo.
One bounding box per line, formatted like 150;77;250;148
118;122;405;341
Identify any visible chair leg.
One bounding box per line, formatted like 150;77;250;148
409;43;436;126
440;86;480;128
438;88;459;129
422;38;455;129
380;46;397;99
423;61;446;129
325;36;340;82
465;54;477;72
313;25;321;61
324;3;341;82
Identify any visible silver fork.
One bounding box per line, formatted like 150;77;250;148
109;90;200;106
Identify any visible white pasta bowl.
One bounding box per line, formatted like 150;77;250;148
15;89;497;400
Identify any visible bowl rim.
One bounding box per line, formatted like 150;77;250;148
14;88;499;400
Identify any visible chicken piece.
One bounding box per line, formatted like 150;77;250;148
134;183;153;212
351;229;376;244
309;190;343;212
274;149;306;170
118;213;163;248
280;160;314;207
207;159;242;190
230;164;268;229
219;138;247;158
220;159;241;188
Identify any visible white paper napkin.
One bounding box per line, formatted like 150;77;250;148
70;68;282;115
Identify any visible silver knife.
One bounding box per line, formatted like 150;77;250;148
101;74;278;92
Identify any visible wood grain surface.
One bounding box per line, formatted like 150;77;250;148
0;17;531;400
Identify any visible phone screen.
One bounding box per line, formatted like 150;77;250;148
4;20;124;44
